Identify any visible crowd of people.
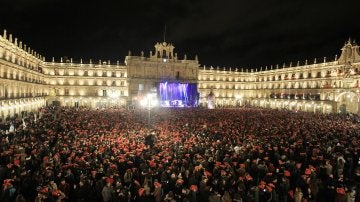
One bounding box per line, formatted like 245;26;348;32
0;106;359;202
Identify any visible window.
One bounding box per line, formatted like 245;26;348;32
112;71;116;77
121;73;124;77
327;70;331;76
102;71;107;77
139;84;144;91
112;81;116;86
120;91;124;96
102;90;107;96
176;72;180;79
120;81;124;86
65;89;69;95
163;50;167;58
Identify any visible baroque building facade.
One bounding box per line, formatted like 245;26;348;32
198;39;360;114
1;29;360;118
125;41;199;105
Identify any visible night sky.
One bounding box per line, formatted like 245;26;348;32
1;0;360;69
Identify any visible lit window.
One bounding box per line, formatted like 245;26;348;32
139;84;144;91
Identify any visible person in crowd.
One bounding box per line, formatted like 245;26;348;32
0;106;359;202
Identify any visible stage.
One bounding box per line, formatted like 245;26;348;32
158;82;198;107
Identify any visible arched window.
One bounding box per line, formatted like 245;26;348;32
162;50;167;58
317;72;321;78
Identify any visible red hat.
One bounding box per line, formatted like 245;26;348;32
3;179;13;186
336;188;346;195
266;185;273;192
245;174;253;181
13;159;20;166
190;185;198;192
149;160;157;168
268;183;275;188
43;156;49;162
110;164;117;170
52;189;61;197
106;177;114;184
204;170;212;177
176;179;184;184
138;188;145;196
39;187;49;194
258;184;265;189
284;170;291;177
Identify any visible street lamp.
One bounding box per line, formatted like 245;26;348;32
140;93;158;126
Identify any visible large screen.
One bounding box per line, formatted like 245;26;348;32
158;82;198;107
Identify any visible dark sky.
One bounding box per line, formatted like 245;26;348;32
1;0;360;69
